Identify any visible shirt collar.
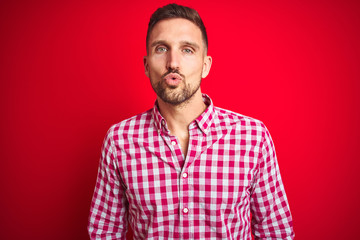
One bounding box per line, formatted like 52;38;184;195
152;93;215;135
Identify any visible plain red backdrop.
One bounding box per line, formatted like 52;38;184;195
1;0;359;239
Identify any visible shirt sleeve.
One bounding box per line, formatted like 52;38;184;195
250;125;294;239
88;127;129;239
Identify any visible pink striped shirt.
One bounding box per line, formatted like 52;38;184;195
88;94;294;239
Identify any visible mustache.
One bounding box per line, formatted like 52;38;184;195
161;69;185;80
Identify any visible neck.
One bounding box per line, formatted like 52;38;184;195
157;90;206;134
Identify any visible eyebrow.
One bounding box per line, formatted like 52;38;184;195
150;40;168;48
150;40;200;50
180;41;200;50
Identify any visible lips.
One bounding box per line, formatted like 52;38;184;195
163;73;182;86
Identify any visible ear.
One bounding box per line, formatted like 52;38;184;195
143;56;149;78
201;55;212;78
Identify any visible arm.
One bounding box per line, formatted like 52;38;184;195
88;127;128;239
250;126;294;239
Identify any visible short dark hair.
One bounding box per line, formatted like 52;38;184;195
146;3;208;54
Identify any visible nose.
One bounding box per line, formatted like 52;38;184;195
166;49;180;70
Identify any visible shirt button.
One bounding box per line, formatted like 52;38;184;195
182;172;188;178
171;141;176;146
183;207;189;214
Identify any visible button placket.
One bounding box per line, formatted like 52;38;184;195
180;168;190;221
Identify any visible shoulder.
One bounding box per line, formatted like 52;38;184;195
213;106;275;151
214;106;266;130
105;109;154;142
213;106;273;141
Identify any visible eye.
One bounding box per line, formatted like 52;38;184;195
183;48;194;54
155;46;168;53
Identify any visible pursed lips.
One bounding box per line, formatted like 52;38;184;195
163;73;183;86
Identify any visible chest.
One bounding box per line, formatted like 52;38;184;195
117;139;260;209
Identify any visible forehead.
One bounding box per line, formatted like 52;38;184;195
149;18;203;46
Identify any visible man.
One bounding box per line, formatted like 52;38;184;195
88;3;294;239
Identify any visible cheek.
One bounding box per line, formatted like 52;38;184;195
184;59;203;76
148;63;165;82
149;58;166;73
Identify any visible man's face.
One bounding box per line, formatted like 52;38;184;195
144;18;212;106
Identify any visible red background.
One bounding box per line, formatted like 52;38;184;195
1;0;359;239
